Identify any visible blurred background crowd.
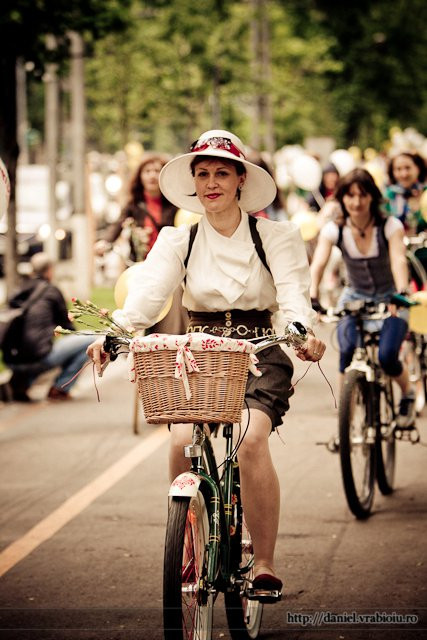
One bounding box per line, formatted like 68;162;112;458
1;0;427;303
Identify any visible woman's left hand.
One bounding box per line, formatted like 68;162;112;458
296;333;326;362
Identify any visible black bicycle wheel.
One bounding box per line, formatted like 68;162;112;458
163;494;214;640
224;463;263;639
403;334;425;415
375;378;396;495
339;370;376;518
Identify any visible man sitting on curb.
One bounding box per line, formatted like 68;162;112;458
5;253;94;402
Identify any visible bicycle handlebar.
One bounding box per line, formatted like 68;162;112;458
103;321;309;357
319;293;419;323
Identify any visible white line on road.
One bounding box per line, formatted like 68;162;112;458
0;426;169;578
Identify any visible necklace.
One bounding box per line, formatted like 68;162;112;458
350;216;373;238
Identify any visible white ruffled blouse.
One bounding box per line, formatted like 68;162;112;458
112;212;316;332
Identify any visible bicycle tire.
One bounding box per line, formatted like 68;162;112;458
403;334;425;415
375;378;396;495
339;370;376;518
224;463;263;639
163;494;214;640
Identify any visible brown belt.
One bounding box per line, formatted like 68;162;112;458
187;309;273;338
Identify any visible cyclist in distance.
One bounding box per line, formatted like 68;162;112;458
88;129;325;598
384;151;427;289
384;151;427;237
310;168;416;428
94;152;177;263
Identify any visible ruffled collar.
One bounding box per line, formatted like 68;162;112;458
199;213;256;304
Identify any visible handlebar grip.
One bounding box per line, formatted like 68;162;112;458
104;335;119;361
389;293;419;309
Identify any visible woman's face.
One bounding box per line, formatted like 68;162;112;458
323;171;339;191
392;155;420;189
193;159;245;216
140;160;163;195
342;183;372;220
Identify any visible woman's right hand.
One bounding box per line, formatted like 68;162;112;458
86;336;108;376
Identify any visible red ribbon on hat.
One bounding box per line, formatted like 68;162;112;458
190;136;245;160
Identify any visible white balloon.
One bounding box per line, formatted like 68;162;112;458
329;149;356;176
275;164;291;190
289;154;322;191
0;157;10;219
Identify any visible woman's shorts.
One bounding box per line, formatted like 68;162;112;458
245;345;294;429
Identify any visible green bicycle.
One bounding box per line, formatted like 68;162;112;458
104;323;307;640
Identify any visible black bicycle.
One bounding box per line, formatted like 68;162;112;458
330;298;421;519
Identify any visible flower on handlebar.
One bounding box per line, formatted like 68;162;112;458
55;298;134;338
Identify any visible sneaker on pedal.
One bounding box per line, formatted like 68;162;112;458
396;393;416;429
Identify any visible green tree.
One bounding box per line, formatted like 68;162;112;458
0;0;131;290
285;0;427;147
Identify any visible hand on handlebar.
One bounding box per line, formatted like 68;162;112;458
86;336;108;376
295;333;326;363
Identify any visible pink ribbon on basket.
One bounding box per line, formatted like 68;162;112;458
174;344;200;400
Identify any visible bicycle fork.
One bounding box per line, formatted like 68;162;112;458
168;424;230;596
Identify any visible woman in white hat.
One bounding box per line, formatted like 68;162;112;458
88;129;325;597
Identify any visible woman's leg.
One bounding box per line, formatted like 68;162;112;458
169;423;194;483
237;408;280;578
337;315;358;373
41;334;95;391
379;315;416;426
379;316;410;392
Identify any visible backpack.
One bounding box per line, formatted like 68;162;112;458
0;281;49;357
184;215;271;276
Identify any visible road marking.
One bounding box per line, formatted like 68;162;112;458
0;426;169;578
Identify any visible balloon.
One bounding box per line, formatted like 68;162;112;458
174;209;202;227
420;190;427;222
389;126;402;137
329;149;356;176
291;210;320;242
289;154;322;191
364;162;386;189
114;264;173;323
409;291;427;334
0;157;10;219
364;147;377;162
275;164;291;190
348;145;362;162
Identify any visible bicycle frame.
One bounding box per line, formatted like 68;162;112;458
169;422;241;591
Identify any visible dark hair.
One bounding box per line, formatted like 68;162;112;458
387;152;427;184
190;155;246;177
334;168;384;224
127;152;170;205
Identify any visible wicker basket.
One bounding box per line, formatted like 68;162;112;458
134;349;250;424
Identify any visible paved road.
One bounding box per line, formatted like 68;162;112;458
0;323;426;639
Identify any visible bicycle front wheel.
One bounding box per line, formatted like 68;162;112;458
375;378;396;495
339;370;375;518
224;464;263;639
163;494;214;640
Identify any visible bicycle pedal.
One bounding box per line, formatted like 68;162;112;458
246;587;282;603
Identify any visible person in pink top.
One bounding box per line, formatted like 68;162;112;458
95;152;177;262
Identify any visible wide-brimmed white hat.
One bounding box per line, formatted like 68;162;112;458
159;129;277;214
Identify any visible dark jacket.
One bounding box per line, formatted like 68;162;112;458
6;277;74;363
103;199;177;262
